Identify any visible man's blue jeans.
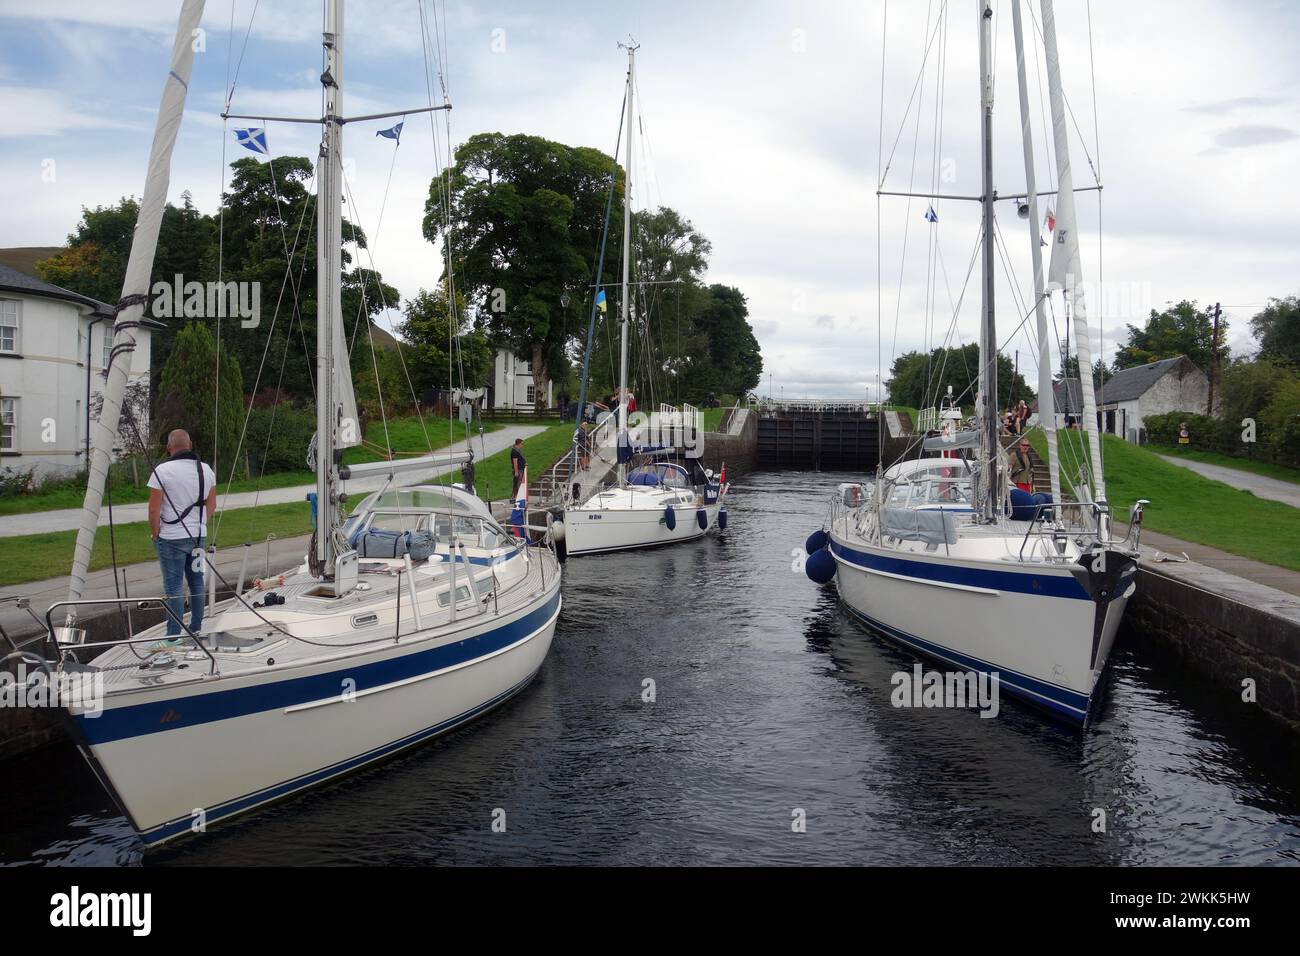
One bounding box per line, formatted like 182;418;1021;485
155;536;205;637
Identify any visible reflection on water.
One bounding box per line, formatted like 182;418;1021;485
2;471;1298;866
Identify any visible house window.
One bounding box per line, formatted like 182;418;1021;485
0;397;17;452
0;299;18;353
526;384;536;406
102;325;114;370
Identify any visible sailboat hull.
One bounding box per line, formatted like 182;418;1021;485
68;584;561;846
828;530;1133;725
563;500;722;556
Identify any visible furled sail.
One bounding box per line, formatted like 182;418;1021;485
332;312;361;449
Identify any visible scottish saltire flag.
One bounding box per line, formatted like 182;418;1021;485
234;128;269;155
924;206;938;223
376;121;403;142
595;289;607;313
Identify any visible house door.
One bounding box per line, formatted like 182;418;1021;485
1105;410;1116;434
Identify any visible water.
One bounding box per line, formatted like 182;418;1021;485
3;470;1299;866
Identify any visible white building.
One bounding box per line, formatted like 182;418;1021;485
1096;355;1213;444
488;348;552;410
0;263;155;477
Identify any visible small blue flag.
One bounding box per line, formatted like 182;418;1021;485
595;289;607;314
376;121;403;142
234;127;269;155
924;206;938;223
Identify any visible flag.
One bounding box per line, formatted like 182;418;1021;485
595;289;607;313
234;128;268;155
1044;207;1055;232
924;206;938;223
376;121;403;143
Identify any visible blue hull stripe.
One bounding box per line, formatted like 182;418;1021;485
139;670;540;845
77;588;561;745
841;604;1091;724
831;539;1090;600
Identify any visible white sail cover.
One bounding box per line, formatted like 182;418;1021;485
332;309;361;448
68;0;207;601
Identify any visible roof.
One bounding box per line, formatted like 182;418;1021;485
1098;356;1201;405
1031;377;1084;414
0;262;113;317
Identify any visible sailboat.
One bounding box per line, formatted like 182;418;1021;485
554;43;729;558
17;0;562;846
805;0;1147;726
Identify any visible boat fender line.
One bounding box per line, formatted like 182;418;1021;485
696;507;708;530
664;505;676;530
805;546;837;584
805;529;829;554
718;506;728;530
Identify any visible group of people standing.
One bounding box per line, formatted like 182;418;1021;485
1002;399;1030;436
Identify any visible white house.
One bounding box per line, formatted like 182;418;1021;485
1096;355;1213;444
488;348;552;410
0;263;155;477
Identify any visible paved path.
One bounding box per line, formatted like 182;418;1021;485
1157;454;1300;509
1118;524;1300;598
0;425;545;539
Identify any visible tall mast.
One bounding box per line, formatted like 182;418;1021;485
316;0;345;570
1011;0;1061;506
616;42;637;485
67;0;207;603
1040;0;1107;519
977;0;999;522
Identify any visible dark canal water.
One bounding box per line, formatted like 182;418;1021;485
3;470;1299;865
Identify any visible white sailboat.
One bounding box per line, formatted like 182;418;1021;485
806;0;1146;726
19;0;561;846
556;44;729;558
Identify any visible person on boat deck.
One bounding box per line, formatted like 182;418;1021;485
148;429;217;638
1008;437;1034;493
510;437;527;501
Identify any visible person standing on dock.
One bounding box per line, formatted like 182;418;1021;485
510;437;527;501
148;429;217;638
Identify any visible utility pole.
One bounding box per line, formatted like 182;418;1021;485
1207;301;1222;416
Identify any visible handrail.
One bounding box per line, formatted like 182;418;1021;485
43;597;220;676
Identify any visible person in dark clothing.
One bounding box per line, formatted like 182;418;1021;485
510;438;527;500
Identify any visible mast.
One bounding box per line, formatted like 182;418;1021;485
1040;0;1107;518
67;0;207;603
1011;0;1061;506
315;0;345;571
616;42;637;485
977;0;999;523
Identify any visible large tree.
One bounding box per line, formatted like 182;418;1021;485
888;344;1034;411
1114;300;1225;371
1250;296;1300;368
398;285;493;397
155;321;244;479
422;132;623;413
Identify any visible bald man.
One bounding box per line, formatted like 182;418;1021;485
148;430;217;638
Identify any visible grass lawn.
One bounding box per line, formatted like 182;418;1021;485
702;406;728;432
0;501;314;587
0;416;499;517
1027;429;1300;572
454;423;576;506
1146;444;1300;486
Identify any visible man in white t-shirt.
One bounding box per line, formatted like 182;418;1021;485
148;429;218;637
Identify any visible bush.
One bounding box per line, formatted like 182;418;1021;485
243;404;317;476
0;467;36;498
1144;411;1236;453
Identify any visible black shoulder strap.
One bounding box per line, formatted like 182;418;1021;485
157;458;206;529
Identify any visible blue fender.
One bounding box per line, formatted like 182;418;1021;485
1008;487;1038;521
718;506;728;530
805;529;829;554
805;546;837;584
664;505;676;530
697;507;708;530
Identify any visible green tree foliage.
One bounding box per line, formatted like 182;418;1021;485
1249;296;1300;368
155;322;245;477
1057;356;1112;387
423;133;618;412
888;344;1035;410
1219;357;1293;426
1114;300;1224;371
398;286;493;398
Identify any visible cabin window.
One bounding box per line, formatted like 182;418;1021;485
437;585;471;608
0;300;18;353
0;397;16;451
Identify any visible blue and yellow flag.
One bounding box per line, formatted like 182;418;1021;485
595;289;607;313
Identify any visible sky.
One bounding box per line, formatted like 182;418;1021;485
1;0;1298;400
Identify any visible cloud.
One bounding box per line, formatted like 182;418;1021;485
1209;124;1299;150
0;86;140;137
1183;95;1287;114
